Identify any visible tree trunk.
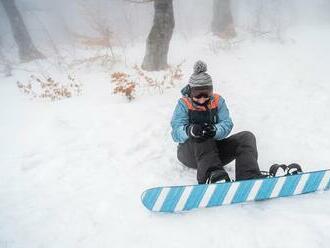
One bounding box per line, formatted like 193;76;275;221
142;0;174;71
0;0;45;62
211;0;236;39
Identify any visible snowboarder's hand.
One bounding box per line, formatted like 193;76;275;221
186;124;215;142
186;124;205;139
201;123;217;138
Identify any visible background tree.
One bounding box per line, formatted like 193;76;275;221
0;0;45;62
142;0;175;71
211;0;236;39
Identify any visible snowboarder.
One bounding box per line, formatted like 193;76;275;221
171;60;265;184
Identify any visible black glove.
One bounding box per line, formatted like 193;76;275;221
201;123;217;138
186;124;204;139
186;123;217;141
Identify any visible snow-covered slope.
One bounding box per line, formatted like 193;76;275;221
1;27;330;248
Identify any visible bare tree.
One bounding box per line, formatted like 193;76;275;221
142;0;175;71
0;0;45;62
211;0;236;39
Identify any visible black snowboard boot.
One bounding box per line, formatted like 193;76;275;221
206;169;231;184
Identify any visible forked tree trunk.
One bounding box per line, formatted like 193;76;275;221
0;0;45;62
211;0;236;39
142;0;174;71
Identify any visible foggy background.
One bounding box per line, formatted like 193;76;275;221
1;1;330;248
1;0;330;63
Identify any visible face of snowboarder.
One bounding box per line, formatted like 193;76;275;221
191;85;213;104
192;95;210;104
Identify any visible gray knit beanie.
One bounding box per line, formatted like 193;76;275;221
189;60;213;87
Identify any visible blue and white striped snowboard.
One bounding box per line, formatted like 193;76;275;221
141;169;330;213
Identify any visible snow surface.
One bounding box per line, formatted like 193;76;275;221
1;27;330;248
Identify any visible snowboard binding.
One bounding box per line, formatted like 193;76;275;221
268;163;303;177
286;163;303;175
269;164;288;177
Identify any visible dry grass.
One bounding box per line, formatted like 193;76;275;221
111;63;184;101
111;72;136;101
17;74;82;101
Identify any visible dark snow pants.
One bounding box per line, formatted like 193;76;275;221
177;131;261;184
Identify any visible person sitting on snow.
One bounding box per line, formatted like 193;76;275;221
170;60;265;184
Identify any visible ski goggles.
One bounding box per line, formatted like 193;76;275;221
191;86;213;99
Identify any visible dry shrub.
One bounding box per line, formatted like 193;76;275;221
73;29;113;48
111;72;136;101
68;29;117;69
17;74;82;101
133;63;183;91
64;1;118;71
111;63;184;101
69;53;117;70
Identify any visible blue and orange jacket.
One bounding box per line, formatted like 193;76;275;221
170;87;233;143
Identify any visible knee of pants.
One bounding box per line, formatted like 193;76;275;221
237;131;258;158
239;131;256;144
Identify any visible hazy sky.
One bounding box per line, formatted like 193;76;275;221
0;0;329;50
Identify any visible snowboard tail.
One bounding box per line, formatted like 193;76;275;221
141;169;330;213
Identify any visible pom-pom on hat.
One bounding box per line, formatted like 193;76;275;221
189;60;213;88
